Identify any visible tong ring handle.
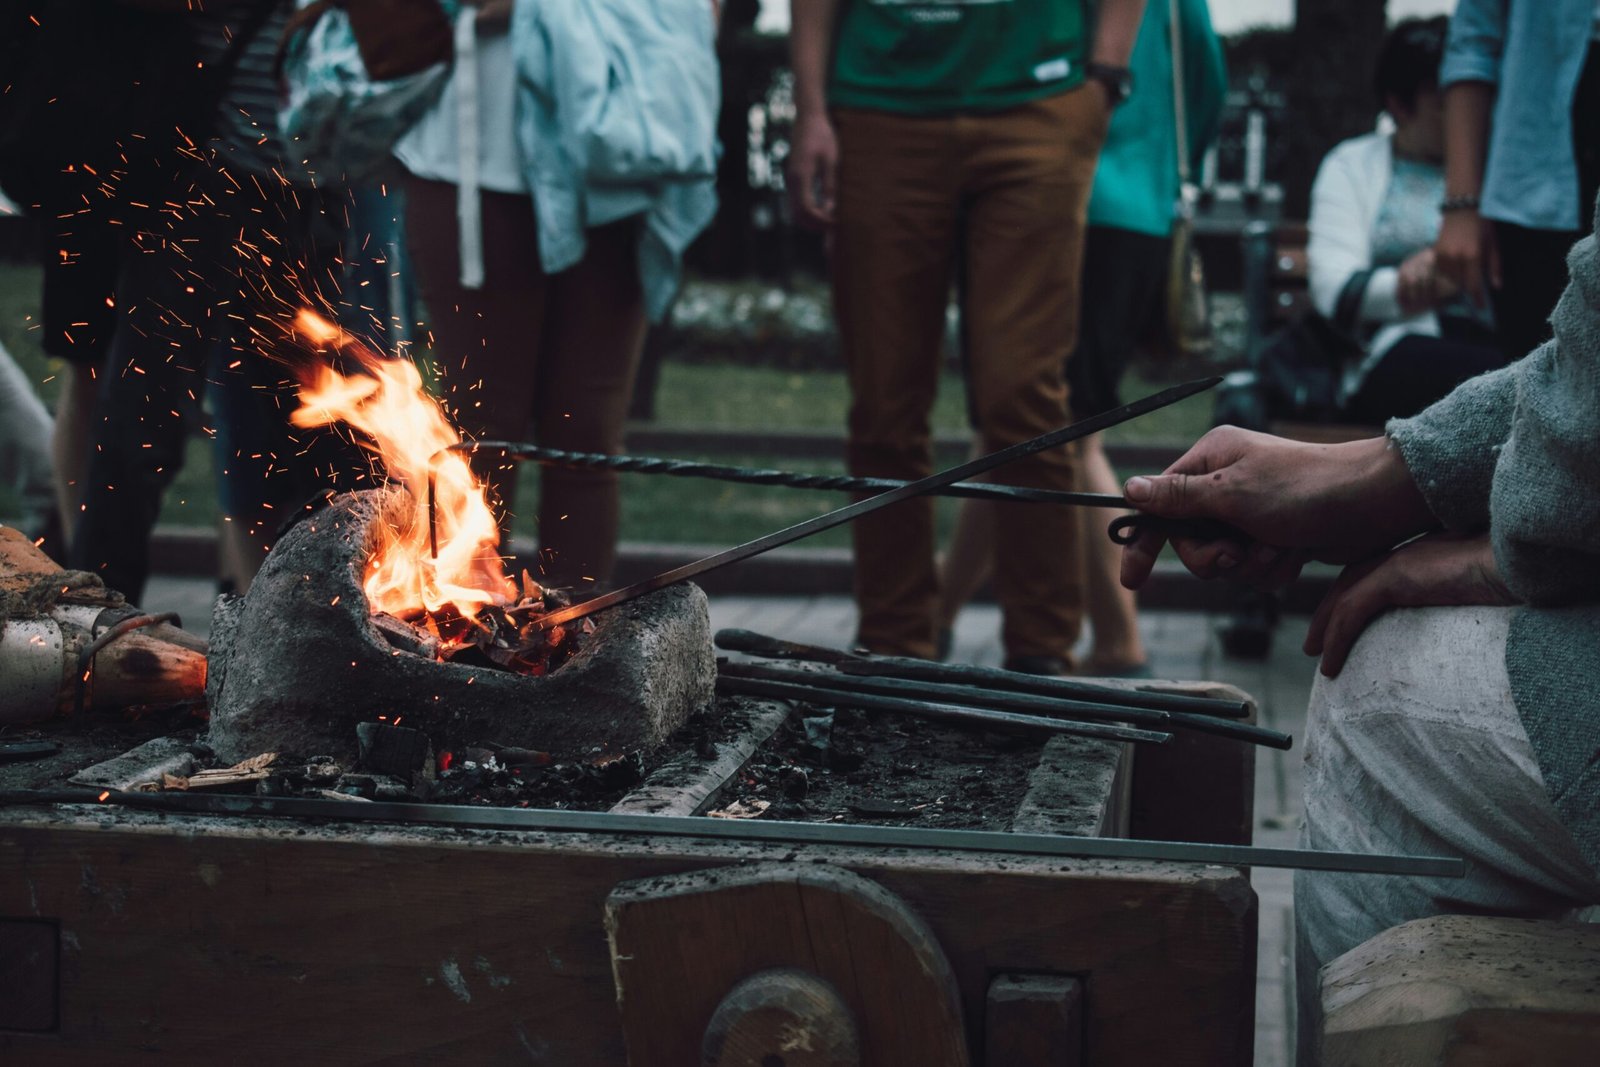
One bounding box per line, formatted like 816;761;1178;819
1107;514;1250;546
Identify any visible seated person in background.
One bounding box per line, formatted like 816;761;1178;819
1308;17;1503;424
1119;191;1600;1061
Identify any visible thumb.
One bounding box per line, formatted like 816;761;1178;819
1124;473;1210;518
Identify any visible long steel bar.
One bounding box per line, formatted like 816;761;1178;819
0;789;1464;877
452;440;1128;508
715;629;1252;719
719;660;1292;750
714;675;1171;745
529;377;1221;630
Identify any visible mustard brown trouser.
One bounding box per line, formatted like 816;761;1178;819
832;88;1103;660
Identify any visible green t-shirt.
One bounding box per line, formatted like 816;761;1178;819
829;0;1091;114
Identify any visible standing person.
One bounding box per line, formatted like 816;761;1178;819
789;0;1148;672
395;0;718;590
1433;0;1600;362
66;0;355;602
936;0;1225;673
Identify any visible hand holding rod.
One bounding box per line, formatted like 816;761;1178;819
531;377;1221;630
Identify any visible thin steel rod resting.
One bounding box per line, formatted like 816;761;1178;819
0;789;1465;877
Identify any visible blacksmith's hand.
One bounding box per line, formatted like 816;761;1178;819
1434;207;1501;309
1118;427;1437;591
787;109;839;229
1304;532;1518;677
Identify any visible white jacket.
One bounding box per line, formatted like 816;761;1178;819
1307;130;1440;380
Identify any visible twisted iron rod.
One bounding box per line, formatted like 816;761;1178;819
447;440;1128;508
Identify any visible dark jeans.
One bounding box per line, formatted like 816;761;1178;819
1343;334;1507;425
1489;42;1600;363
68;162;351;603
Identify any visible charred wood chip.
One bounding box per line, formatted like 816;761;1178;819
847;798;918;819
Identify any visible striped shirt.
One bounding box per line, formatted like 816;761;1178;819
193;1;311;184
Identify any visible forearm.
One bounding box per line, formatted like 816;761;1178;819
790;0;842;116
1442;81;1493;201
1090;0;1146;67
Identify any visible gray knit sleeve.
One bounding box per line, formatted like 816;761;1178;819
1489;230;1600;605
1385;365;1518;532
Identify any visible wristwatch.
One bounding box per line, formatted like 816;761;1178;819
1085;62;1134;107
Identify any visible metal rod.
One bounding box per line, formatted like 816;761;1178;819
714;674;1171;745
451;440;1129;509
719;660;1292;751
715;629;1252;720
427;472;438;559
531;377;1220;631
0;789;1466;877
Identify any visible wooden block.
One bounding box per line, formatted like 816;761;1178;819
1322;915;1600;1066
1011;738;1129;838
985;974;1083;1067
1075;678;1258;847
609;699;791;817
607;862;969;1067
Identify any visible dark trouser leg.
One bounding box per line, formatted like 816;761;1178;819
960;87;1103;661
533;218;647;589
1491;222;1581;363
403;177;549;544
67;261;201;603
832;108;960;659
1342;334;1507;424
1064;226;1170;420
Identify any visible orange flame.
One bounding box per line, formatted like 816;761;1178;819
288;310;515;619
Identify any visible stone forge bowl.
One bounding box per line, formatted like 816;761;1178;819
205;489;714;765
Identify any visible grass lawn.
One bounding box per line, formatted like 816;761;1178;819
1;261;1212;549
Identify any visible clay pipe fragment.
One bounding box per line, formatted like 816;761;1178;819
714;629;1251;719
720;660;1292;750
714;674;1171;745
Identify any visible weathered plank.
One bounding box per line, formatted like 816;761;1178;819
609;700;791;817
0;808;1255;1065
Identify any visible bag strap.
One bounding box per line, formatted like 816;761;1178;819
1332;268;1375;335
1169;0;1190;188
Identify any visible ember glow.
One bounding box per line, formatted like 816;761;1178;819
288;310;516;620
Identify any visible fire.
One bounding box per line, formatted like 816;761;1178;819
287;309;516;620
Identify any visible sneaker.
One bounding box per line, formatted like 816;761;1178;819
1002;654;1072;677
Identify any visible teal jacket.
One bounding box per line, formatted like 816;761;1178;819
1088;0;1227;236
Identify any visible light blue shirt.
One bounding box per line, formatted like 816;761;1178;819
1441;0;1595;232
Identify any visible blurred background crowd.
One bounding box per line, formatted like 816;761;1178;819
0;0;1592;675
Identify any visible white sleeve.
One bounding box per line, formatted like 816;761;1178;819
1307;142;1404;326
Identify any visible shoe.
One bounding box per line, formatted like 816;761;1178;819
1002;654;1072;677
